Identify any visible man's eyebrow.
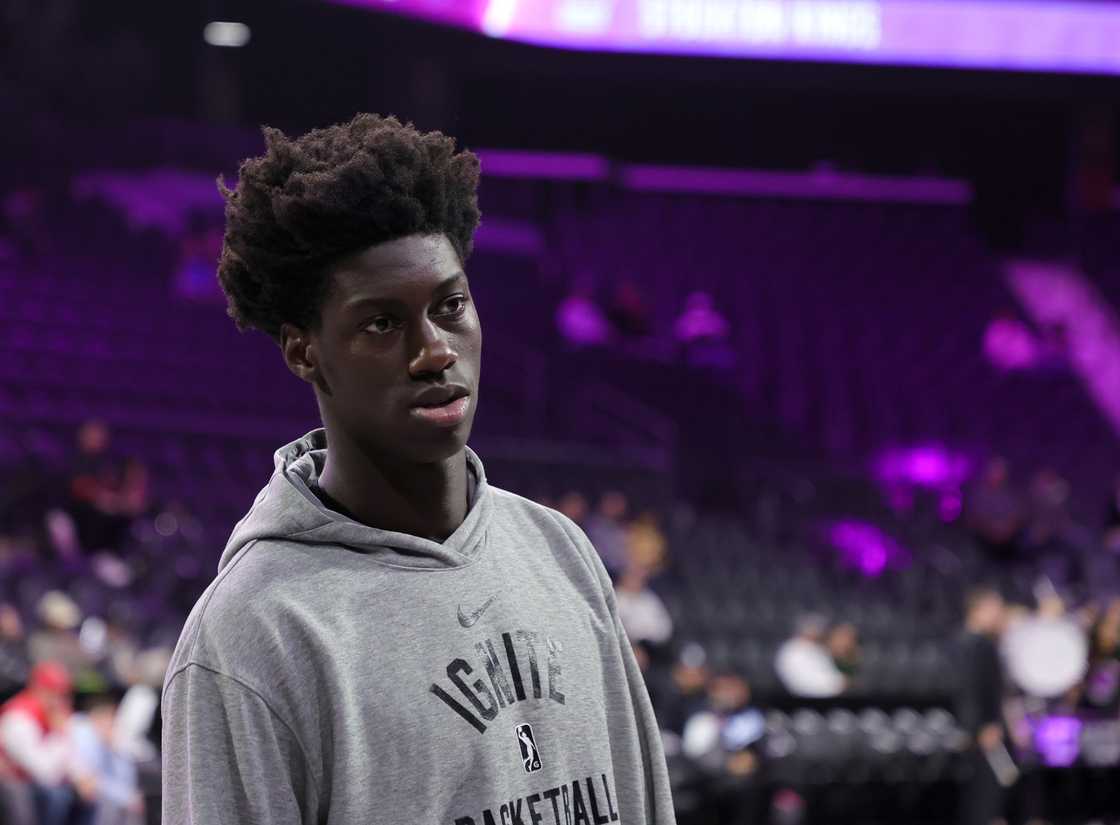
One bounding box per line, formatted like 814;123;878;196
342;272;467;311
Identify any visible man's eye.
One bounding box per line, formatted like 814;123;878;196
365;316;398;334
439;296;467;315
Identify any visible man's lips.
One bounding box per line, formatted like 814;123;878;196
408;395;470;427
411;384;470;408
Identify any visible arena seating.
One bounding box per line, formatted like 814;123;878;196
3;176;1119;824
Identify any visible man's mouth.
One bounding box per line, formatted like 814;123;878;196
409;394;471;427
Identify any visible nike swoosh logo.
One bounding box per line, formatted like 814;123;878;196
458;594;496;628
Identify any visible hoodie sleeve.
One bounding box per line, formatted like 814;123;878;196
608;585;678;825
556;514;678;825
161;663;320;825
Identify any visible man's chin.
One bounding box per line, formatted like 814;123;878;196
401;425;474;465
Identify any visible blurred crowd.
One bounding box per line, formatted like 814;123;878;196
3;419;1120;824
541;478;1120;825
555;281;735;367
0;419;186;825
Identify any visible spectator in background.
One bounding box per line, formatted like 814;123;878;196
626;509;668;575
68;692;145;825
956;587;1011;825
88;456;154;554
65;419;122;553
605;280;651;338
555;490;590;529
775;614;846;698
555;279;610;348
60;448;154;560
674;291;733;366
616;561;674;652
97;613;141;691
0;604;29;703
29;592;94;684
965;457;1024;564
826;622;862;684
0;661;78;825
681;670;765;825
661;642;711;737
1022;471;1093;594
585;490;630;579
674;291;728;344
1080;597;1120;713
113;459;152;524
1022;469;1074;553
68;420;117;498
1002;589;1087;715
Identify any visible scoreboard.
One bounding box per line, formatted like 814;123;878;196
331;0;1120;76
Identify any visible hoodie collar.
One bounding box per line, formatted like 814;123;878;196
218;428;491;572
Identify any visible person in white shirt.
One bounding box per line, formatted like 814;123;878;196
616;561;674;646
775;615;847;698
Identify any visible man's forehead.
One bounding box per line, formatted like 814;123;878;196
350;234;456;269
332;236;460;289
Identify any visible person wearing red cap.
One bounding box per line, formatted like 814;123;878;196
0;661;80;825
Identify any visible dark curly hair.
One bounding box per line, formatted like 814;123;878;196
215;113;482;344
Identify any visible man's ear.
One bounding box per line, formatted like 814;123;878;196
280;323;317;385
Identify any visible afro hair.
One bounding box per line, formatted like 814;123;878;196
215;113;482;344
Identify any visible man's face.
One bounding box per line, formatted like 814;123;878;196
90;705;116;742
709;675;749;711
979;595;1006;633
0;605;22;639
78;421;109;454
286;233;482;464
36;688;71;719
828;624;857;657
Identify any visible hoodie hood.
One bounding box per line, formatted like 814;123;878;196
218;427;492;572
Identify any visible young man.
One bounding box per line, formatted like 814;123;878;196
161;113;676;825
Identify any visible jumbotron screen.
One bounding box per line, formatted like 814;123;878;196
330;0;1120;75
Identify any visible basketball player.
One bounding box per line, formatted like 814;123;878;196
161;114;676;825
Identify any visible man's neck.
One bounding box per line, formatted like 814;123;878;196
317;429;470;543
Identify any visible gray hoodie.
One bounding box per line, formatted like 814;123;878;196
161;428;676;825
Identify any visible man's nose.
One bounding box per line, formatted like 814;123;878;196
408;319;458;377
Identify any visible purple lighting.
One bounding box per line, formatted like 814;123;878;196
873;444;972;489
621;165;969;204
1034;716;1083;768
475;149;610;181
336;0;1120;76
330;0;482;27
826;520;909;577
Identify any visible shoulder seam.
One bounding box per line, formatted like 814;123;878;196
545;508;612;605
163;661;324;799
180;537;263;671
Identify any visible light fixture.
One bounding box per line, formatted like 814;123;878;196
203;21;251;48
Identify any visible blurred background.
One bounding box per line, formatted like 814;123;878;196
3;0;1120;823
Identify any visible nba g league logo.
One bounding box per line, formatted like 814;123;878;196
515;723;542;772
